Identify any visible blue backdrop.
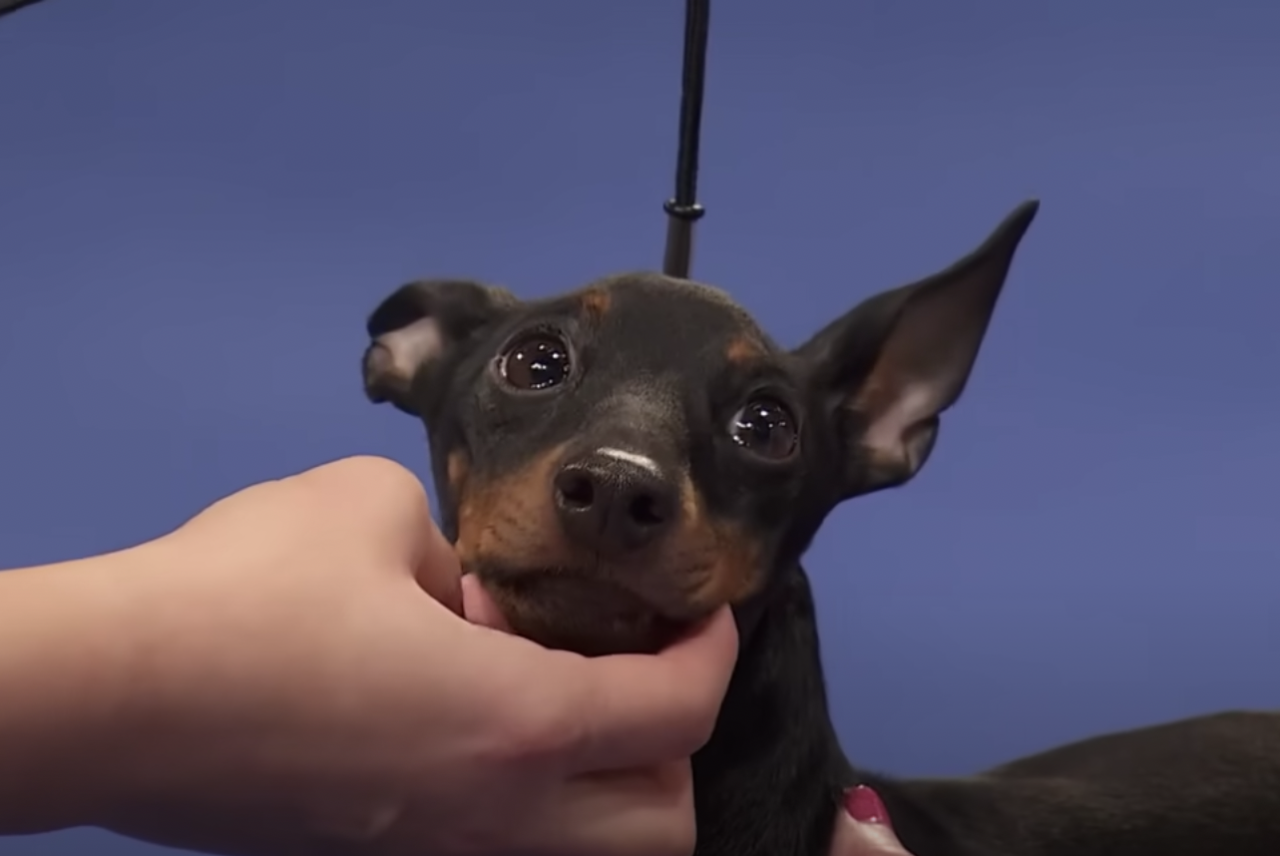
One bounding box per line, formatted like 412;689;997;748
2;2;1277;854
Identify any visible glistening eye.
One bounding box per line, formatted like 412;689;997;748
498;332;572;391
729;397;799;460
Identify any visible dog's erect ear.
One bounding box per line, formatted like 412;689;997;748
795;201;1039;498
362;279;518;415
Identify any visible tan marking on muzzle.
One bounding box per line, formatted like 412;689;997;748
454;442;571;570
454;446;766;654
675;474;766;613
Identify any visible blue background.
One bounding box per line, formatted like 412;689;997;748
2;2;1277;854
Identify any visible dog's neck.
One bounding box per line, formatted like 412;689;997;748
690;563;854;856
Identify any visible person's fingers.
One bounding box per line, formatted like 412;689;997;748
829;813;913;855
289;456;464;612
460;573;514;632
560;606;739;773
293;457;430;539
459;577;736;770
530;760;697;856
829;787;914;855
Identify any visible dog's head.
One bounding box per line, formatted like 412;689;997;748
361;201;1038;656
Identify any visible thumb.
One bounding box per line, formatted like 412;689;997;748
829;786;915;855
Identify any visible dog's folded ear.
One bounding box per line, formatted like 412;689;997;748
795;200;1039;498
362;279;518;415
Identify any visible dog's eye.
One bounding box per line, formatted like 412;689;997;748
730;398;799;460
498;332;572;391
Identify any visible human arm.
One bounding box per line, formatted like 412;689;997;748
0;547;159;832
0;456;737;856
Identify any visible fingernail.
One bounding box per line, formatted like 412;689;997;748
844;784;891;826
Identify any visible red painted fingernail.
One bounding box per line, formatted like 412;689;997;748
844;785;891;826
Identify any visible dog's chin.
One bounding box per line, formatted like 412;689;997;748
470;567;695;657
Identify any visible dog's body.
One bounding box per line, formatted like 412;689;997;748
695;563;1280;855
360;201;1280;855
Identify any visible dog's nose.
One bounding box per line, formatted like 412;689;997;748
553;451;678;555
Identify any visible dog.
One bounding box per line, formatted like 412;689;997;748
359;200;1280;855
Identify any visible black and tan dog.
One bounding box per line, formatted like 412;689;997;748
360;201;1280;856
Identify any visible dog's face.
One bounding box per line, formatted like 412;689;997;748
362;201;1038;656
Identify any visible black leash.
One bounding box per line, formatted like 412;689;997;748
661;0;711;281
2;0;714;282
0;0;49;20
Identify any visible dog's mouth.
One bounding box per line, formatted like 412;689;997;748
466;559;709;657
450;463;765;657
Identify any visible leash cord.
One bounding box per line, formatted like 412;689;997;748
0;0;715;281
661;0;711;280
0;0;49;21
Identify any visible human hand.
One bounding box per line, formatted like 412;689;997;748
461;582;917;856
828;786;916;855
1;456;737;856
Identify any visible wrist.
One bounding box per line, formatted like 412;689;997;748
0;543;168;833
